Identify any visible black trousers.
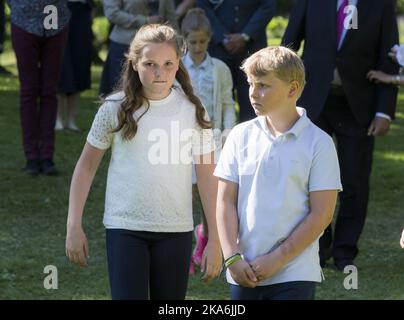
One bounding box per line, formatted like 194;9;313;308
315;93;374;263
106;228;193;300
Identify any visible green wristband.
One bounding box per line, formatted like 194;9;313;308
224;253;243;268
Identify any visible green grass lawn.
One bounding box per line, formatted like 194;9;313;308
1;40;404;300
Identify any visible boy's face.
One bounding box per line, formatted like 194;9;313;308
185;31;211;63
134;42;179;100
247;72;293;116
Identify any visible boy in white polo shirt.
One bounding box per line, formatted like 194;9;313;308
214;46;342;300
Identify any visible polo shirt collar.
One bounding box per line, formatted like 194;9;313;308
257;107;310;138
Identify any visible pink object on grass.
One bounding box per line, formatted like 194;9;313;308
192;224;208;266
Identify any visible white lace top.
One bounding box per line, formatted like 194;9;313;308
87;88;216;232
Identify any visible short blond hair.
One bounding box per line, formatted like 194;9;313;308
241;46;306;95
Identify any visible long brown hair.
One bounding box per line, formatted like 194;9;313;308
111;24;211;140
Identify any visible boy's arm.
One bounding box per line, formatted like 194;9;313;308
66;143;106;267
217;178;257;288
249;190;338;281
195;152;222;281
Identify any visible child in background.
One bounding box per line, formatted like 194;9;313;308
65;24;222;299
181;8;236;274
214;46;342;299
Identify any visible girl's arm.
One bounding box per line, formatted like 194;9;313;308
195;151;222;281
66;143;106;267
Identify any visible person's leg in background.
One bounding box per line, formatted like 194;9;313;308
11;24;41;175
38;27;68;174
316;94;374;270
332;106;374;270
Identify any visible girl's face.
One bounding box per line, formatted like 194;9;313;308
185;30;211;64
134;42;180;100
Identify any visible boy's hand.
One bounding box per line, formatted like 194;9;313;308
249;253;282;282
228;259;257;288
201;239;222;282
65;225;89;267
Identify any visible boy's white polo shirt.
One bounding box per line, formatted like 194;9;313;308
214;107;342;286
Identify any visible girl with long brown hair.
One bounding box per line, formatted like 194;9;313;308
65;24;222;299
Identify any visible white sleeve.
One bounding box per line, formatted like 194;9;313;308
309;135;343;192
86;102;116;150
213;128;239;184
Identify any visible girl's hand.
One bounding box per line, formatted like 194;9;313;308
66;225;89;267
200;239;222;282
400;229;404;249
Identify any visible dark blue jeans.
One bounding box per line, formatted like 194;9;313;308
106;228;193;300
230;281;316;300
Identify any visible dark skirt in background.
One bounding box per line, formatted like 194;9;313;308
99;40;129;97
58;2;92;95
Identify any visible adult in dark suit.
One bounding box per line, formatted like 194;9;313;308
197;0;276;122
282;0;399;270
